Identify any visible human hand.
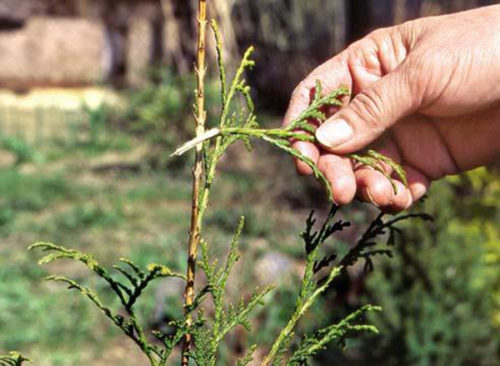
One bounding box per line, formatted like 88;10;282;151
283;5;500;212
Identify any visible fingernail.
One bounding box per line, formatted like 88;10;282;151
316;119;353;148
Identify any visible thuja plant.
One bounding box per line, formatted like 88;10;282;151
25;1;431;365
28;210;429;365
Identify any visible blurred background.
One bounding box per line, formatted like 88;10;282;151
0;0;498;365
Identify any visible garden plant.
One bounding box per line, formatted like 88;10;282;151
1;1;432;365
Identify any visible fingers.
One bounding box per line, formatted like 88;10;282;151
315;152;427;211
355;168;413;212
402;164;430;202
351;139;430;211
315;139;430;211
316;154;356;205
312;27;418;155
284;25;427;208
293;141;320;175
316;64;419;155
353;163;430;212
286;27;414;175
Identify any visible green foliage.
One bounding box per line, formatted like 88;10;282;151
29;205;426;365
0;168;193;364
0;169;77;230
0;170;74;210
458;168;500;328
0;352;30;366
356;172;500;365
192;217;274;365
260;207;431;365
206;206;272;237
51;203;124;231
29;242;187;366
0;249;100;362
83;104;108;149
287;304;380;365
126;70;191;145
0;135;42;166
123;69;219;168
55;104;132;157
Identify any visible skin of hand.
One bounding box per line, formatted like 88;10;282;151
283;5;500;212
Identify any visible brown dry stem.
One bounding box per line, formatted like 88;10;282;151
182;0;208;364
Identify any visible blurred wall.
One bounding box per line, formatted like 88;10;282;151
0;0;162;87
0;0;497;103
0;17;111;87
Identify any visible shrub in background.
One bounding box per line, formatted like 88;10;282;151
123;69;220;168
0;136;42;167
355;170;500;365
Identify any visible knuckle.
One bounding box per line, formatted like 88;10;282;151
366;26;401;49
395;21;417;47
350;88;386;129
367;27;390;41
403;50;456;105
404;54;430;96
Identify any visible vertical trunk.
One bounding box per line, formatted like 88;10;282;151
182;0;207;364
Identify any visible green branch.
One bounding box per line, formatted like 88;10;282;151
29;243;187;366
0;352;30;366
172;81;407;200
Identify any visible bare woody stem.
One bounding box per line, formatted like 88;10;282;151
182;0;207;364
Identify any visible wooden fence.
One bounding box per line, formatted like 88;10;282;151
0;105;86;145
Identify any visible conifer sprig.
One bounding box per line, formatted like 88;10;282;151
0;352;30;366
192;217;274;365
287;304;381;365
261;206;431;365
171;20;408;200
29;243;187;366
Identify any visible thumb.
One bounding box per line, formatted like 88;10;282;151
315;66;418;154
